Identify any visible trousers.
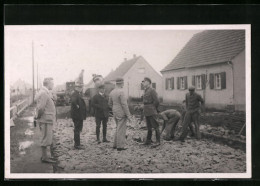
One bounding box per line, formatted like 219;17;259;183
73;119;83;146
145;115;160;143
179;111;200;140
95;117;108;140
113;116;127;149
164;116;180;140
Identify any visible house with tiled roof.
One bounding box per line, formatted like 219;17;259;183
161;30;245;111
105;54;163;98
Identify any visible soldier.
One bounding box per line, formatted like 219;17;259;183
178;86;204;142
158;109;181;141
109;78;132;151
92;84;110;144
35;77;56;163
142;77;160;146
71;82;87;149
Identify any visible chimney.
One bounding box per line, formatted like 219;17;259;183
124;58;127;61
133;54;136;58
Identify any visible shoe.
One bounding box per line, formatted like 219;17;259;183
117;148;127;151
103;139;110;143
41;157;56;163
180;139;185;142
74;145;85;149
97;139;101;144
113;146;117;149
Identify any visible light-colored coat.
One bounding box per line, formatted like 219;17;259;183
109;88;131;119
109;87;131;149
35;86;56;124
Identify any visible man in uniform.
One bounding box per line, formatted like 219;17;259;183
71;82;87;149
158;109;181;141
109;78;132;151
35;77;56;163
178;85;204;142
142;77;160;146
92;84;110;144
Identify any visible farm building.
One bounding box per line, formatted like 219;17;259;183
161;30;245;111
104;55;163;99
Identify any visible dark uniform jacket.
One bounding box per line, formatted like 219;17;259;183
92;93;110;118
185;92;204;113
71;91;87;120
143;86;159;116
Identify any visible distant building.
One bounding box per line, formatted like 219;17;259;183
104;55;163;98
11;79;32;95
161;30;245;111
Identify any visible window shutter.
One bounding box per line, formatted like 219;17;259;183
221;72;226;89
177;77;180;89
209;73;214;89
171;77;174;89
184;76;188;89
165;78;168;90
192;75;195;86
202;74;206;89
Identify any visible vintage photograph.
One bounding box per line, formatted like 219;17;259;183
4;25;251;179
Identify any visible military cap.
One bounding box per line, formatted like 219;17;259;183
188;85;195;90
115;78;124;84
143;77;151;84
92;74;103;82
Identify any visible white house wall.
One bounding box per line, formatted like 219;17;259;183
232;50;245;111
162;63;234;110
123;57;163;98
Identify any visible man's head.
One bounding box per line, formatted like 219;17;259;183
98;84;105;94
188;85;195;94
43;77;54;90
142;77;151;88
115;78;124;88
75;83;83;92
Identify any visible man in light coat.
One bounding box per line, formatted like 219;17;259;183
109;78;131;151
35;77;56;163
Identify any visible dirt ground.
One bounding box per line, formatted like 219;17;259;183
52;106;246;173
9;105;247;174
10;106;53;173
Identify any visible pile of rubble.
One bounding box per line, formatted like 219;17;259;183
52;112;246;173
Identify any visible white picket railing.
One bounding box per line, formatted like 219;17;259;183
10;96;33;123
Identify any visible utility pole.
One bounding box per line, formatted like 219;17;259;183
32;41;35;103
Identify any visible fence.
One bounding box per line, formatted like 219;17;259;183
10;95;33;122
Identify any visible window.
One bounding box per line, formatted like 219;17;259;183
215;73;221;89
196;76;202;89
209;72;226;90
138;68;145;74
177;76;187;90
180;77;185;89
165;77;174;90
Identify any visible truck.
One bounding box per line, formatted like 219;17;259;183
56;81;75;106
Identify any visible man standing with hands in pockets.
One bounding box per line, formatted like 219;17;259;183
141;77;160;147
109;78;132;151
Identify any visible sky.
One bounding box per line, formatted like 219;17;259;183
5;26;202;87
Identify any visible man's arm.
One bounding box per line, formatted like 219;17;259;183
119;91;131;118
198;94;205;112
151;89;159;108
36;92;48;118
161;121;166;134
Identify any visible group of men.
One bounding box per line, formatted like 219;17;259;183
34;75;204;163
